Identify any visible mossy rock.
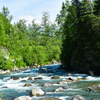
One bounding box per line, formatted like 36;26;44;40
81;77;87;80
24;83;32;87
27;77;33;80
51;76;60;79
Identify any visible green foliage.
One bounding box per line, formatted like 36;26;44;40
0;6;61;70
59;0;100;74
0;20;5;45
0;13;12;35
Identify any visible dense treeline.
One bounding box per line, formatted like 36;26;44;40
57;0;100;74
0;7;61;70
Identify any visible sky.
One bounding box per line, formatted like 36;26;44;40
0;0;65;25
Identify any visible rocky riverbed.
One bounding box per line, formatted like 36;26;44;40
0;64;100;100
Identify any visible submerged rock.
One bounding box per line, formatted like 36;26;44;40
31;87;45;96
51;76;60;79
34;77;43;80
14;96;32;100
38;67;46;74
24;83;32;87
27;77;33;80
31;81;40;84
71;95;85;100
11;76;20;80
42;83;53;87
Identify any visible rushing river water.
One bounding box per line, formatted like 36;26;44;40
0;64;100;100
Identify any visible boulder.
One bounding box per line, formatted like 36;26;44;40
51;76;60;79
68;76;77;81
51;60;58;64
54;87;64;92
11;76;20;80
27;77;33;80
81;77;87;80
58;79;69;84
34;77;43;80
14;96;32;100
31;87;45;96
0;70;10;74
24;83;32;87
13;66;19;71
2;86;8;88
42;83;53;87
68;73;72;75
20;80;26;82
71;95;85;100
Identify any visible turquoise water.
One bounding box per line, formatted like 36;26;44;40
0;65;100;100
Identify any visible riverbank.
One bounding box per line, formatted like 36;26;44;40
0;60;61;75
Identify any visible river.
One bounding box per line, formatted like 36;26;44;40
0;64;100;100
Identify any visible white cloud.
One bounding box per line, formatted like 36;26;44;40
18;15;41;25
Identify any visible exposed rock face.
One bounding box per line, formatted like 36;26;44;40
51;76;60;79
42;83;53;87
14;96;32;100
11;76;20;80
31;87;45;96
71;95;85;100
24;83;32;87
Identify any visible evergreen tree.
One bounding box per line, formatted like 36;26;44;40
0;20;5;45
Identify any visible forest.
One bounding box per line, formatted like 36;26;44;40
0;7;61;70
58;0;100;75
0;0;100;75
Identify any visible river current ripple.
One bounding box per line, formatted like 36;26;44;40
0;64;100;100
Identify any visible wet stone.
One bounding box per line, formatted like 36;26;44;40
51;76;60;79
24;83;32;87
34;77;43;80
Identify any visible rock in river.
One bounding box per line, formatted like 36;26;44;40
14;96;32;100
54;87;64;92
71;95;85;100
31;87;45;96
51;76;60;79
11;76;20;80
34;77;43;80
42;83;53;87
24;83;32;87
